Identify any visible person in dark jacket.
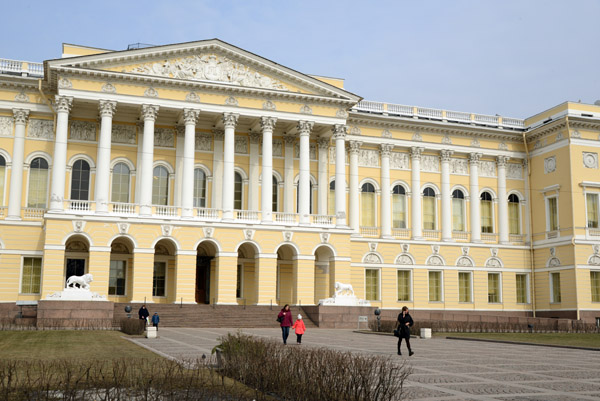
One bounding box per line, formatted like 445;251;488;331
277;304;293;344
138;304;150;324
395;306;414;356
151;312;160;331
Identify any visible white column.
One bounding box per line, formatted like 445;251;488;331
261;117;277;222
440;150;453;241
497;155;509;244
221;113;238;220
380;143;393;238
211;129;224;209
248;132;260;211
174;126;184;207
411;147;423;239
134;123;143;204
333;124;347;227
49;96;73;212
94;100;116;214
317;137;329;215
298;120;313;224
139;104;159;216
181;109;200;218
348;140;361;232
7;109;29;219
283;135;295;213
469;153;482;242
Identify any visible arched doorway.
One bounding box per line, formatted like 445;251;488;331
109;237;134;298
276;244;297;305
237;242;259;305
314;245;334;304
153;239;176;302
64;235;90;285
196;241;218;304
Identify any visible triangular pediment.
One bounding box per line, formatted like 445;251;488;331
46;39;360;101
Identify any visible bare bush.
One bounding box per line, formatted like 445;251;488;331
119;318;145;335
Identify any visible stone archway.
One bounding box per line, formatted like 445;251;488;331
196;240;218;304
64;235;90;286
109;237;134;299
276;244;298;305
314;245;334;304
237;242;259;305
153;239;176;302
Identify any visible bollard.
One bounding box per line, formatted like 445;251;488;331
420;328;432;339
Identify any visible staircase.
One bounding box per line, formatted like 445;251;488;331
113;303;317;328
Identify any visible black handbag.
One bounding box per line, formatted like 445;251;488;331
276;316;283;323
393;328;400;337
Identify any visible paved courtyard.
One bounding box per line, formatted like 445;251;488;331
129;328;600;400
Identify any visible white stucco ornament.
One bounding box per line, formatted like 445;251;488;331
319;281;371;306
45;273;107;301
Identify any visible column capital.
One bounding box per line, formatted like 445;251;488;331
140;104;159;121
283;135;295;145
380;143;394;157
212;128;224;141
98;100;117;118
348;140;362;154
469;152;482;165
249;132;261;144
260;116;277;131
183;108;200;125
317;136;329;149
12;108;29;124
411;147;424;159
497;155;510;167
440;149;454;162
176;125;185;137
332;124;347;139
223;112;239;128
297;120;314;136
54;96;73;113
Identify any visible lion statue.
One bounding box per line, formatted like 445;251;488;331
334;281;355;297
66;274;93;290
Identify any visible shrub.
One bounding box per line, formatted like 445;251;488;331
120;318;145;335
368;319;396;333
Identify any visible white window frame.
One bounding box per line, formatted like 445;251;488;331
550;271;561;304
391;181;409;229
396;269;412;302
109;158;135;204
507;191;524;235
479;188;496;234
152;162;174;206
108;257;128;297
428;270;444;302
451;186;468;232
234;168;248;211
25;155;51;209
19;256;43;295
515;273;530;304
584;191;600;229
364;268;381;301
487;272;502;304
422;185;439;231
67;155;95;202
359;179;379;228
458;271;473;303
542;185;560;234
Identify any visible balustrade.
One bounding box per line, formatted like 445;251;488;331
274;212;298;224
360;226;380;237
22;207;45;219
509;234;525;243
196;208;220;220
154;205;179;217
311;214;335;226
392;228;410;238
110;202;137;215
235;210;260;222
452;231;469;241
481;232;498;242
423;229;441;239
0;206;5;218
66;200;94;212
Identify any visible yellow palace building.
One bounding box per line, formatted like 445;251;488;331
0;39;599;324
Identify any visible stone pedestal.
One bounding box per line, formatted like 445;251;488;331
145;326;157;338
37;300;113;329
420;328;432;339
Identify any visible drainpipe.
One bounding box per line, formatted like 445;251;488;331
522;129;536;318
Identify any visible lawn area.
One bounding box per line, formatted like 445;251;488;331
0;330;162;361
434;332;600;348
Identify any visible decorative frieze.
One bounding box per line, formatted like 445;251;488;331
27;119;54;140
0;117;12;136
349;126;361;136
471;139;481;147
450;158;468;175
58;77;72;89
70;121;96;141
358;149;379;168
300;104;312;114
390;153;409;170
544;156;556;174
262;100;276;111
479;161;496;177
235;135;248;154
583;152;598;169
506;163;523;180
294;143;317;160
154;127;175;147
329;146;349;164
144;87;159;98
186;91;200;102
225;96;238;106
412;132;423;141
112;124;136;144
442;135;451;145
195;132;212;151
272;139;283;157
420;155;439;172
15;92;29;102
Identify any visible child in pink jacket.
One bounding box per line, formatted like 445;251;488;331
292;314;306;344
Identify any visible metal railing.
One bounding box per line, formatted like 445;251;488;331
311;214;335;226
274;212;298;224
360;226;379;237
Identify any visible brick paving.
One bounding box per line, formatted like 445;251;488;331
129;328;600;400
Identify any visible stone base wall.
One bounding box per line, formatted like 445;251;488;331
37;301;114;329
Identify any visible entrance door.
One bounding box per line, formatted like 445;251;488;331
65;259;86;286
195;256;212;304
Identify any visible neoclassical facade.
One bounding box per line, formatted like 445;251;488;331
0;40;599;323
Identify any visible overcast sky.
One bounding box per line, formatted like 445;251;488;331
3;0;599;118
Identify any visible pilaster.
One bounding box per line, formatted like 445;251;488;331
88;249;111;297
173;253;197;303
131;251;155;302
214;254;238;304
255;254;277;305
293;257;316;305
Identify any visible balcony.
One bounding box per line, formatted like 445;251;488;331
274;212;298;224
452;231;469;241
392;228;410;239
360;226;380;237
0;59;44;77
423;229;441;240
66;200;95;213
509;234;525;244
481;232;498;243
22;207;45;219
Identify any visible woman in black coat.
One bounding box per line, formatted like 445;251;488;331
395;306;414;356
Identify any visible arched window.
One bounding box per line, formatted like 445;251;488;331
423;187;436;230
272;175;278;212
234;172;243;210
70;160;90;201
392;185;406;228
508;194;520;235
152;166;169;205
328;180;335;216
0;155;5;206
193;168;206;208
481;191;493;233
361;182;376;227
452;189;465;231
27;157;49;208
111;163;130;203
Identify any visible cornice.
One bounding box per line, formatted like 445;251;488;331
0;76;42;91
568;119;600;131
525;119;566;143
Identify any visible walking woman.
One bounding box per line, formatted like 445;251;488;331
277;304;293;344
395;306;414;356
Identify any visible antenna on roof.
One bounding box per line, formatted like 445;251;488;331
127;43;156;50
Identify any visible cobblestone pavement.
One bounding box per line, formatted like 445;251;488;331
129;328;600;400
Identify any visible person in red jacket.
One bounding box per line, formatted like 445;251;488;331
277;304;293;344
292;314;306;344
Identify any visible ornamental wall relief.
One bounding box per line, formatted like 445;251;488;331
112;124;136;144
588;245;600;265
420;155;439;172
195;133;212;151
0;117;12;136
294;143;317;160
155;128;175;147
15;92;29;102
479;161;496;177
358;149;379;167
450;158;468;175
390;152;409;170
27;119;54;140
544;156;556;174
272;139;283;157
363;252;382;264
456;256;474;267
128;54;287;90
328;147;349;165
583;152;598;169
507;163;523;180
70;121;96;141
235;136;248;154
395;254;414;265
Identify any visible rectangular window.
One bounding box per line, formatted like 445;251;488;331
21;257;42;294
516;274;528;304
423;197;436;230
236;264;243;298
547;197;558;231
458;272;471;303
508;201;520;235
428;271;442;302
392;194;406;229
397;270;410;301
361;192;376;227
481;200;493;233
365;269;379;301
452;198;464;231
152;262;166;297
488;273;501;303
108;260;126;296
551;272;561;303
590;271;600;303
587;193;599;229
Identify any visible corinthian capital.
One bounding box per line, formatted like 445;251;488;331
348;141;362;155
317;137;329;150
497;155;509;167
297;120;314;136
332;124;347;140
283;135;295;146
249;132;261;144
469;152;482;165
140;104;159;121
260;116;277;131
98;100;117;118
212;129;224;141
12;108;30;124
222;112;239;128
411;147;424;159
380;143;394;157
183;108;200;126
54;96;73;113
440;149;454;162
